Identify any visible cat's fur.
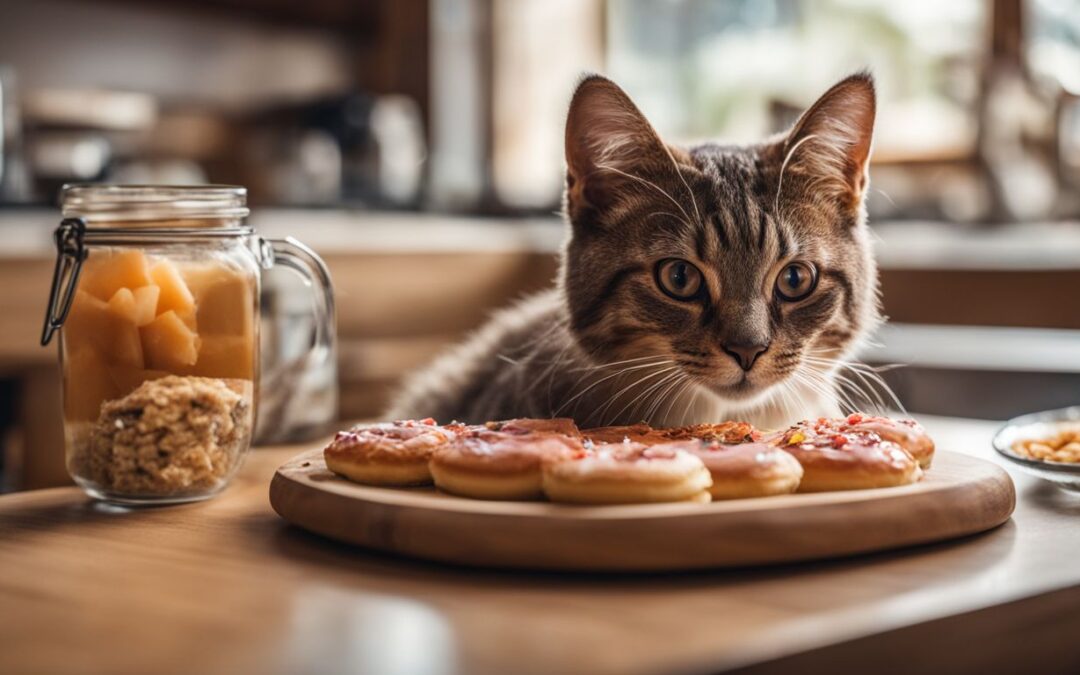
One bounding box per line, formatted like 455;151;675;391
389;72;881;429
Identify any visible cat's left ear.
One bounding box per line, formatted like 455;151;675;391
781;72;876;214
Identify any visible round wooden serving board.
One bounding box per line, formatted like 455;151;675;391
269;448;1015;572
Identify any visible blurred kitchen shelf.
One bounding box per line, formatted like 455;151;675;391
864;323;1080;374
253;209;563;253
4;211;1080;260
863;323;1080;420
0;209;564;258
874;221;1080;270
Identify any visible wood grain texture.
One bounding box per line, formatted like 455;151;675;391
269;449;1015;571
1;417;1080;675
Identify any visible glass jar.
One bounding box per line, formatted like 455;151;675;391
41;184;335;504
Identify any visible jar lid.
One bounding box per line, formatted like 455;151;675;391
61;184;250;224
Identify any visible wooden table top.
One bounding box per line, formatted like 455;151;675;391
2;416;1079;675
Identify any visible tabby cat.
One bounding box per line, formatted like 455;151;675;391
389;72;881;430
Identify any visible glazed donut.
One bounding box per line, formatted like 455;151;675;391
773;419;922;492
658;422;760;444
324;418;453;486
541;442;713;505
429;430;583;500
583;421;760;446
677;440;804;499
484;417;583;438
841;413;935;468
582;423;667;445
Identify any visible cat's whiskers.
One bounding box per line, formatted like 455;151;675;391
771;376;802;421
657;374;695;426
874;187;897;209
800;356;883;410
541;339;579;410
774;133;820;225
832;369;889;412
803;350;884;374
505;310;570;356
567;353;671;373
798;364;854;406
792;367;865;415
544;339;664;413
786;368;839;408
784;381;810;419
597;365;681;426
786;372;839;416
740;390;766;422
618;370;680;425
759;379;784;419
686;382;706;425
659;144;703;227
801;351;906;414
556;358;673;418
666;372;705;426
557;358;673;416
641;371;686;424
647;371;690;425
506;316;578;403
594;163;695;226
497;310;568;362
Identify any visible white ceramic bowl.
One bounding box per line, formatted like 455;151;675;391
992;406;1080;493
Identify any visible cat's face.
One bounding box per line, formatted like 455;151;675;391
560;74;880;408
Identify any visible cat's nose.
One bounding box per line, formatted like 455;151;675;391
721;341;770;371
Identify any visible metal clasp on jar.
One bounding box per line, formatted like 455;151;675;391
41;217;88;346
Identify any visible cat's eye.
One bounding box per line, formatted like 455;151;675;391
655;259;703;300
775;261;818;302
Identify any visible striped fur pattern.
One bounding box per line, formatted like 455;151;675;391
390;73;883;429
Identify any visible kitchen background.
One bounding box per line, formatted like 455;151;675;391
1;0;1079;491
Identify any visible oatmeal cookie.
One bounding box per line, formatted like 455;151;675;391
73;375;252;495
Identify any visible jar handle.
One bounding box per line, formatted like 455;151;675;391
40;218;88;346
259;236;337;413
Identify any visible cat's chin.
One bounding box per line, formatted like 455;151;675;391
700;376;776;402
687;374;842;430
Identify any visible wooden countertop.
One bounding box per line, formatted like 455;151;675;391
1;416;1079;675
